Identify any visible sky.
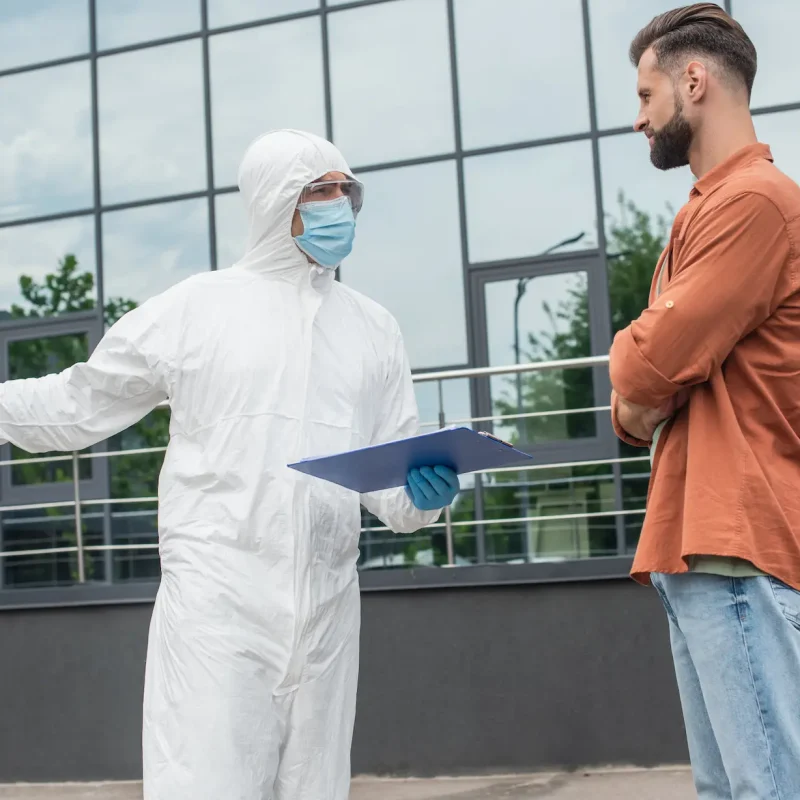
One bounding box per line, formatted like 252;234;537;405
1;0;799;378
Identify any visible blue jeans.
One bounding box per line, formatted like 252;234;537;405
651;572;800;799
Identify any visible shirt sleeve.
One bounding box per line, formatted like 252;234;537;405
609;192;794;408
359;322;441;534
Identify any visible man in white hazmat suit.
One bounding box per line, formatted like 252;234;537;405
0;129;460;798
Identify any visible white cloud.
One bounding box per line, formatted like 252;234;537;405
207;0;318;29
95;0;201;51
210;18;327;188
102;198;210;304
464;140;599;264
0;0;88;72
455;0;590;149
0;62;93;221
0;216;97;314
328;0;455;166
97;40;207;205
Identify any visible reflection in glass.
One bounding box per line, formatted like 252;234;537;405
328;0;455;166
589;0;678;130
455;0;590;149
96;0;200;50
414;379;472;431
108;405;168;583
485;272;596;444
733;1;800;110
482;463;617;563
210;19;326;188
755;110;800;186
98;42;206;204
622;458;650;553
599;131;692;237
599;132;690;337
215;192;248;269
0;63;93;222
340;161;467;369
0;217;97;317
103;199;209;307
359;482;477;569
464;141;597;264
7;333;93;486
0;0;88;72
3;508;104;588
208;0;318;28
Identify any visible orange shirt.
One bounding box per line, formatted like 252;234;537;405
609;143;800;591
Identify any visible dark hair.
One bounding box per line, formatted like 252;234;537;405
629;3;757;97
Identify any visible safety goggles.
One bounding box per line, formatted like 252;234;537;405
298;179;364;216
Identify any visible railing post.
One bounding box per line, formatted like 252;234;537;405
72;451;86;584
437;380;456;567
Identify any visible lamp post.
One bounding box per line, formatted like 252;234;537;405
512;232;587;419
510;232;586;562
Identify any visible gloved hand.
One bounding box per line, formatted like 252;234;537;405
405;466;460;511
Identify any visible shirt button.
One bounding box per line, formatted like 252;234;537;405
665;300;674;308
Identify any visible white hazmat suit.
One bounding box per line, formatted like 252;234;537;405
0;130;440;798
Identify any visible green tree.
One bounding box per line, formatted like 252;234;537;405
5;254;167;583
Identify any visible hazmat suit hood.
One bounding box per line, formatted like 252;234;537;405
235;129;357;279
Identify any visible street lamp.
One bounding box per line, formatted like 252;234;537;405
509;231;586;564
512;231;587;416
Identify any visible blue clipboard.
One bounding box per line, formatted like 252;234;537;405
287;426;533;494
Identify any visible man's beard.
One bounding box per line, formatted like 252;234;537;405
650;100;693;171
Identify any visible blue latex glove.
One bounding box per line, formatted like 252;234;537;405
405;466;460;511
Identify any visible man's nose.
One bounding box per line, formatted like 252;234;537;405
633;112;648;133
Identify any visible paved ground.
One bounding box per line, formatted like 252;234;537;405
0;768;696;798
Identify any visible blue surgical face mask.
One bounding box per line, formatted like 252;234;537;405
293;195;356;269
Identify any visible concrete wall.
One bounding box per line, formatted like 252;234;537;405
0;578;687;782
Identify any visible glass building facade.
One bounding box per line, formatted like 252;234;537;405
0;0;798;594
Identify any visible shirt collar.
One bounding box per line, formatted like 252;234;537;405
691;142;773;197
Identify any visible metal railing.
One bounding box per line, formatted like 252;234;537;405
0;354;651;583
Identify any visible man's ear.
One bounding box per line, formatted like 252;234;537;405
684;60;709;103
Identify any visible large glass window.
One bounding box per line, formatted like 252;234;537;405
0;1;88;72
214;193;248;270
0;217;97;318
599;131;692;240
210;18;326;189
599;132;685;343
5;332;93;487
755;110;800;186
340;160;467;370
0;63;93;223
589;0;677;131
95;0;201;51
484;271;596;445
455;0;590;149
208;0;318;29
732;1;800;110
464;141;597;264
328;0;455;166
98;42;206;205
102;199;210;308
3;508;105;589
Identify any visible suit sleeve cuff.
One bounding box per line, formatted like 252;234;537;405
610;326;683;408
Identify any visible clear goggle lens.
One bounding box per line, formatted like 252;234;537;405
299;179;364;216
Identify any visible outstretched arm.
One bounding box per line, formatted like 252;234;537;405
0;298;173;454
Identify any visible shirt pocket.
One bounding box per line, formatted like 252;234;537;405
768;577;800;631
